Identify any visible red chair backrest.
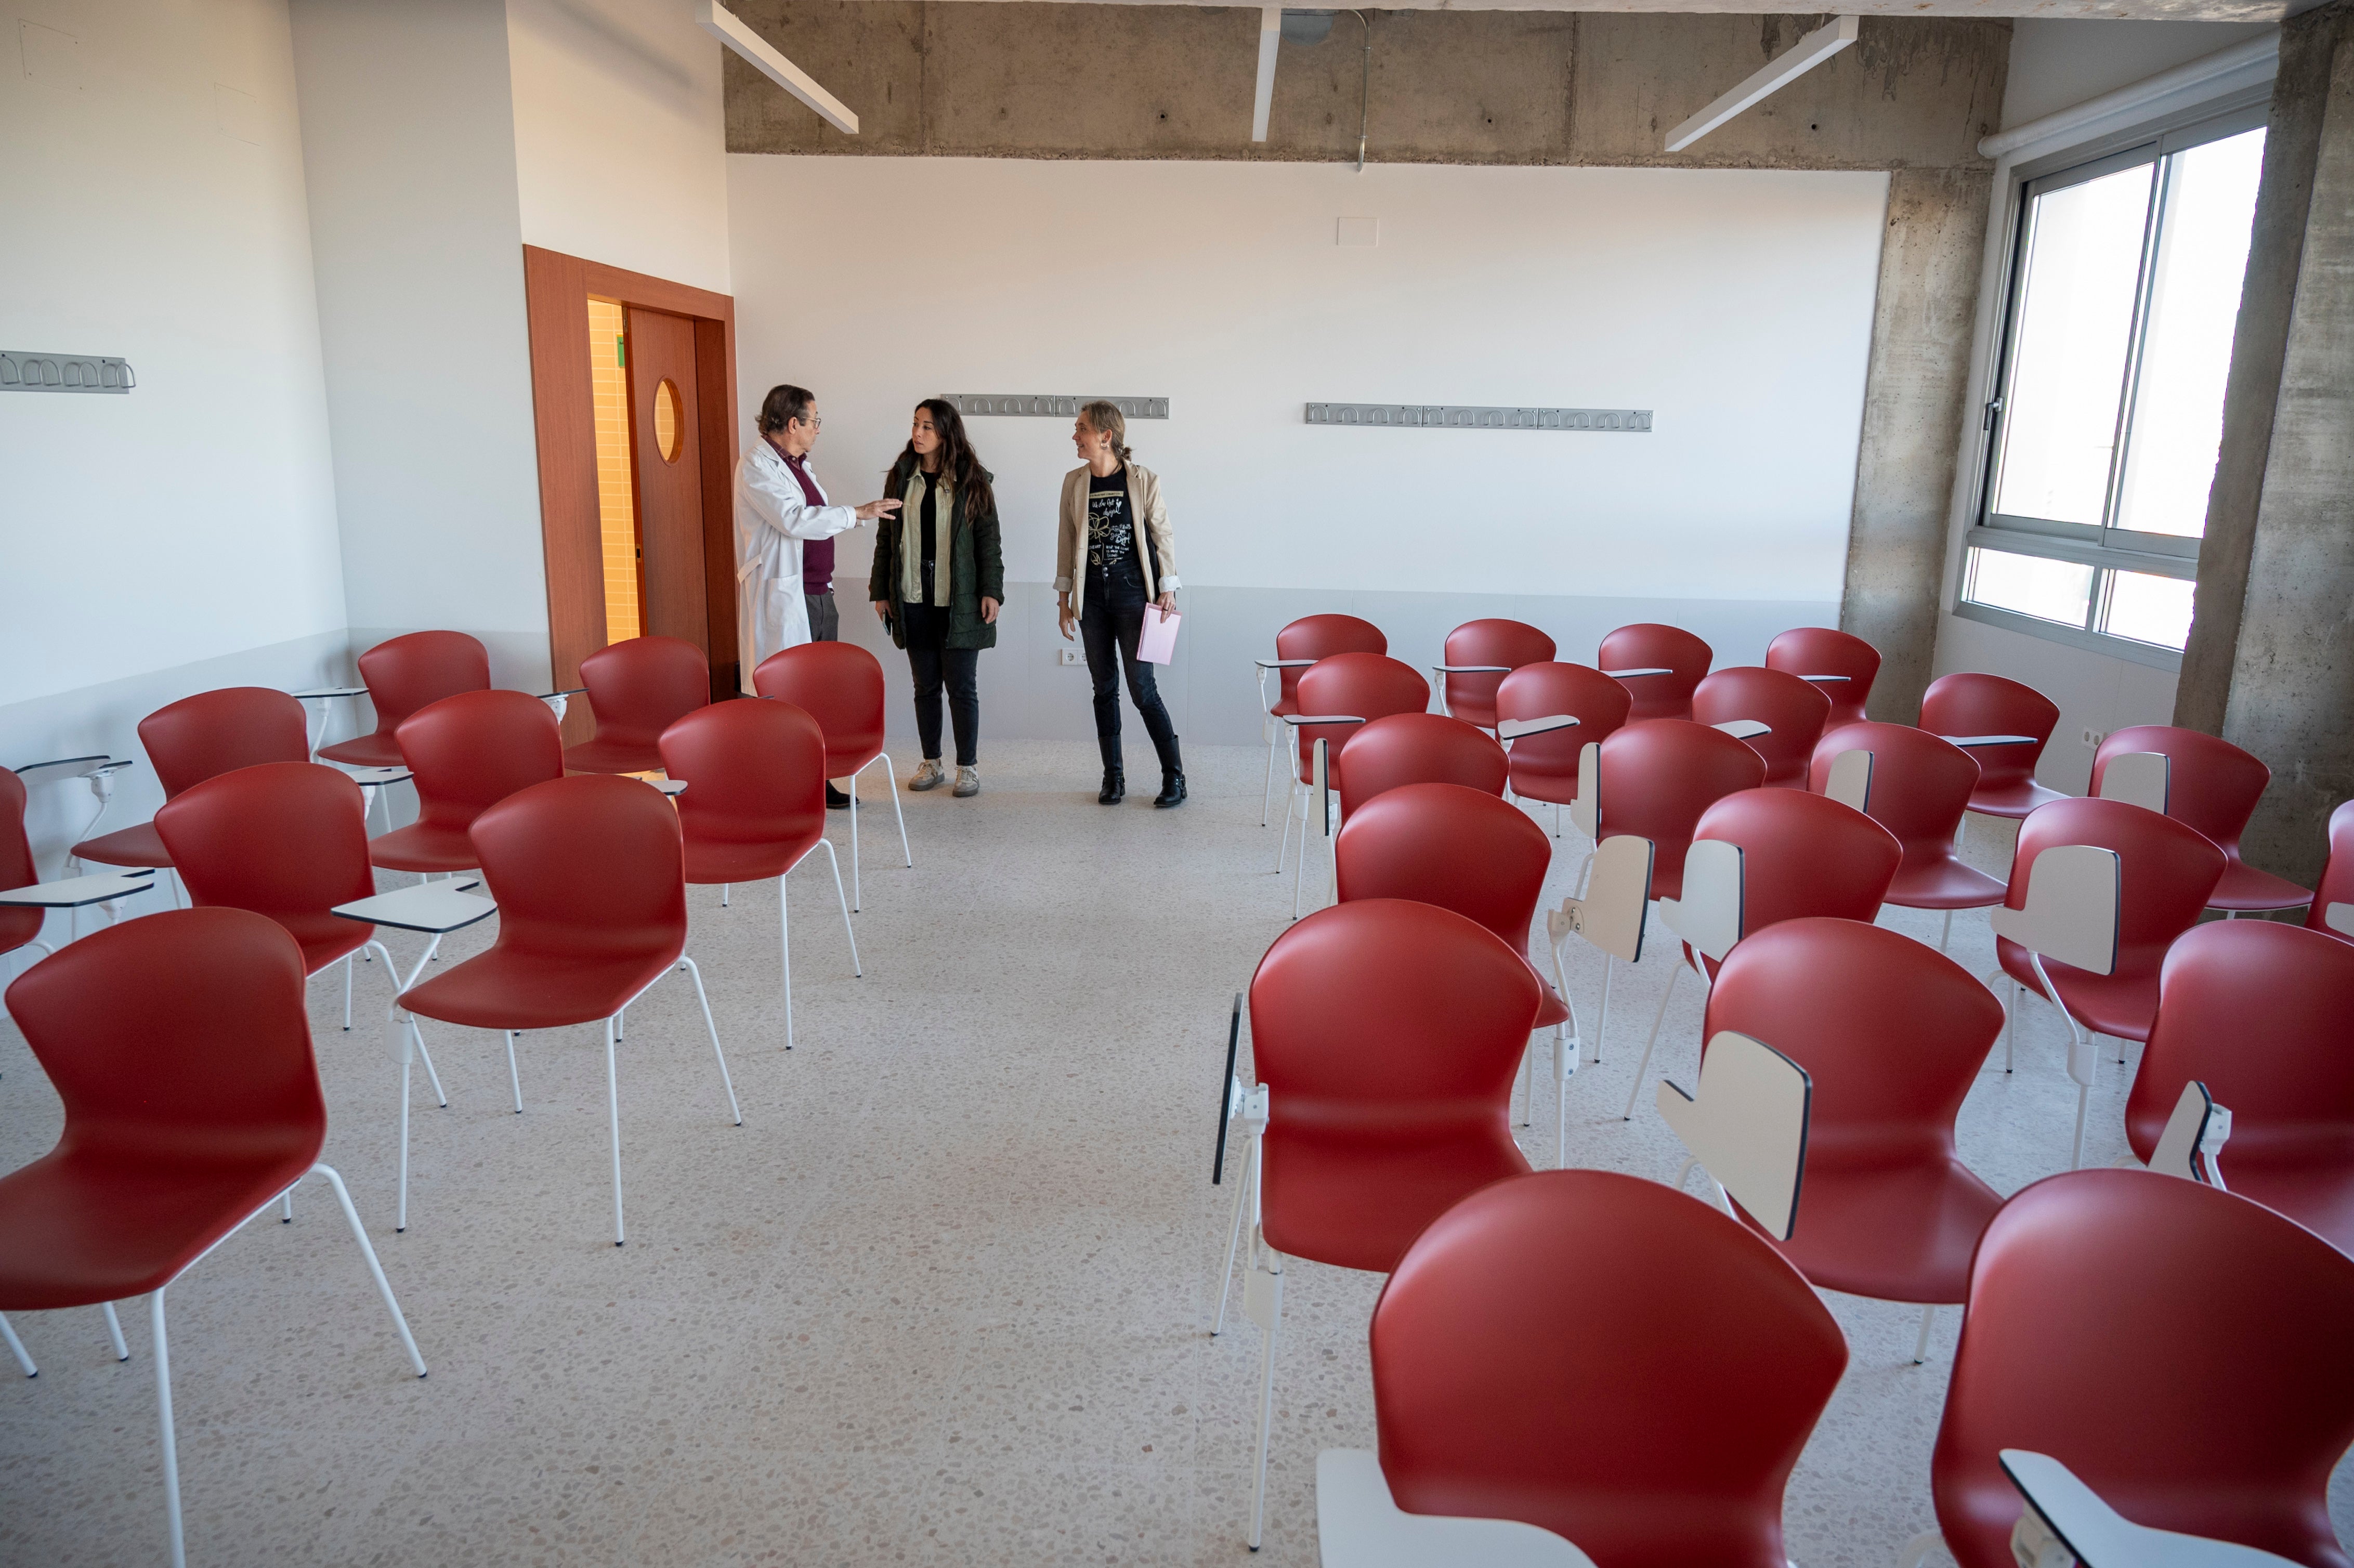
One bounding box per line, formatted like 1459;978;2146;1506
1495;662;1631;802
1594;720;1767;902
2310;798;2354;943
139;687;311;799
1765;627;1879;728
1249;899;1538;1269
467;775;687;965
657;699;827;867
1808;721;1981;866
1692;667;1832;788
2002;798;2224;984
1919;673;2060;799
1708;918;2001;1170
1336;782;1549;955
2129;920;2354;1167
394;690;564;839
2092;724;2268;858
1692;788;1901;947
1292;654;1430;786
1332;714;1506;820
354;631;492;739
752;643;886;777
0;769;41;955
1597;623;1712;722
579;636;710;754
1932;1170;2354;1566
1272;613;1387;714
1441;619;1555;730
2;906;325;1177
155;763;376;970
1371;1169;1846;1568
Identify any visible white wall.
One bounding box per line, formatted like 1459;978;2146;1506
506;0;731;296
0;0;357;917
729;155;1882;744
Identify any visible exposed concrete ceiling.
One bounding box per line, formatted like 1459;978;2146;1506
816;0;2292;20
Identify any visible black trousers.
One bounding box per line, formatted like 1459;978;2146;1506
901;602;979;766
1080;585;1180;774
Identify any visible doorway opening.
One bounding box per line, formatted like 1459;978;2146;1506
586;297;642;646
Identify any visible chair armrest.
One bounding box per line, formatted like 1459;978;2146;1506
1497;714;1579;740
1254;659;1315;669
11;755;127;777
538;687;589;699
291;686;369;700
333;880;495;935
1938;733;2038;748
1282;713;1367;726
1603;667;1673;678
1795;673;1850;683
1431;664;1512;673
1711;719;1772;740
0;868;161;909
1999;1449;2301;1567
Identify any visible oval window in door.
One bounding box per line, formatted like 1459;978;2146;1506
653;378;682;463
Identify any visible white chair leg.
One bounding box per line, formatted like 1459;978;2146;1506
1912;1303;1937;1365
2005;978;2017;1073
1260;728;1281;827
676;957;742;1126
1939;909;1954;952
1596;952;1614;1064
847;771;861;912
605;1015;626;1246
1897;1529;1949;1568
343;952;355;1030
101;1301;129;1362
309;1163;428;1378
878;753;912;869
504;1031;524;1113
0;1312;34;1377
280;1190;293;1223
721;882;730;909
1622;964;1682;1119
1212;1139;1254;1338
153;1289;186;1568
1246;1249;1285;1552
778;872;794;1052
410;1016;448;1108
395;1042;413;1232
1274;782;1298;873
819;839;860;976
2072;1081;2092;1171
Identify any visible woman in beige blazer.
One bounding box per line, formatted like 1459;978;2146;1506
1057;401;1184;807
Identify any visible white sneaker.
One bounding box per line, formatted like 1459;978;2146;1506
953;766;980;798
908;760;946;791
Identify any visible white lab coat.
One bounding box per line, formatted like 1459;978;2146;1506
735;439;860;694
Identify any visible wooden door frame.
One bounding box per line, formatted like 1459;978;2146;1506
521;245;740;722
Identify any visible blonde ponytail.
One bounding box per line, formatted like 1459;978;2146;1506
1080;400;1135;464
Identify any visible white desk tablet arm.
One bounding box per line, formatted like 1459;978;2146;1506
1659;839;1744;966
2329;902;2354;938
1283;715;1365;836
1999;1449;2303;1568
1547;834;1653;1165
1497;714;1579;742
2141;1080;2231;1190
1988;844;2122;1090
1824;749;1874;813
1711;719;1772;741
1603;667;1673;680
2096;752;2171;815
1568;741;1602;842
538;687;588;722
1655;1029;1811;1241
16;756;139;871
1429;664;1510;718
289;686;369;756
1254;659;1315;728
1211;992;1278;1347
1314;1449;1599;1568
1797;673;1850;683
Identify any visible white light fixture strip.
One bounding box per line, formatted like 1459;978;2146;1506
1306;403;1652;433
2;351;134;394
699;0;858;136
945;395;1170;419
1665;15;1859;153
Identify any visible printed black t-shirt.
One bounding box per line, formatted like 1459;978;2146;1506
1086;468;1145;599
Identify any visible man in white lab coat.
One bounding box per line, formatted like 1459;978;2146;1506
735;383;900;695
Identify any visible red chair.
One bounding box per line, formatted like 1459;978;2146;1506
318;630;491;770
2127;920;2354;1253
1496;662;1632;838
1434;619;1555;733
1994;797;2224;1166
1340;1169;1845;1568
660;700;860;1052
1765;626;1879;729
1914;1170;2354;1568
2310;798;2354;944
2092;724;2312;913
1589;720;1766;904
1331;714;1506;821
1277;654;1433;919
73;687;311;880
1214;898;1539;1548
394;775;738;1241
155;762;408;1037
367;690;563;878
0;907;425;1565
1705;918;2005;1361
1;768;54;975
1810;721;2004;947
1597;624;1711;723
754;643;909;912
1258;613;1388;826
562;636;711;776
1919;672;2065;821
1336;782;1575;1138
1691;667;1831;788
1624;787;1900;1119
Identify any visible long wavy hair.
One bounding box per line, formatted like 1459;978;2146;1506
894;399;995;521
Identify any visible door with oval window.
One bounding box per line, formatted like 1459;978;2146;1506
623;305;708;655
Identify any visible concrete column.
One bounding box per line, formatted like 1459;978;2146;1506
1842;166;1995;722
2181;0;2354;885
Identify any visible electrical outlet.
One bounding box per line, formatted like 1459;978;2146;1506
2082;728;2105;749
1060;648;1081;667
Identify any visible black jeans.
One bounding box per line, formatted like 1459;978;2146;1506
1080;585;1180;773
901;602;978;766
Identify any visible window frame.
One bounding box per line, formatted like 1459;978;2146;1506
1956;99;2271;671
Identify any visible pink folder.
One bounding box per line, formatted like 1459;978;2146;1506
1136;607;1182;665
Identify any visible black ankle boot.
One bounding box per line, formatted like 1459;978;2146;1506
1154;770;1187;807
1099;768;1126;805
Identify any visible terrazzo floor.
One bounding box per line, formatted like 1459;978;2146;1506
0;737;2347;1567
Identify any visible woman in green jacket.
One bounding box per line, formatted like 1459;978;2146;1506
870;399;1004;797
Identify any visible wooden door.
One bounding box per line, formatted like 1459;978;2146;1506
624;306;708;651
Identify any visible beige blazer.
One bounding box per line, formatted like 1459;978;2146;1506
1056;462;1180;621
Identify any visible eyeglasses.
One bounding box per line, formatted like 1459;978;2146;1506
798;416;822;430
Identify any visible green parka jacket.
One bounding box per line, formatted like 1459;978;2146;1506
868;453;1005;651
